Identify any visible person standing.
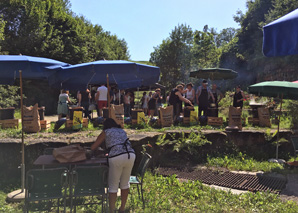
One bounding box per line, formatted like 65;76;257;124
57;89;71;120
96;84;108;117
185;83;195;107
233;85;245;109
141;92;150;115
210;84;223;107
196;80;215;117
148;88;161;118
169;85;192;121
78;89;91;120
91;118;135;213
124;92;131;117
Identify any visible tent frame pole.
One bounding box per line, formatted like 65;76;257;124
276;93;283;159
19;70;25;192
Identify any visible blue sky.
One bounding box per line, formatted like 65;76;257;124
69;0;248;61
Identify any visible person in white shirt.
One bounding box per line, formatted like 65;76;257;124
95;84;108;117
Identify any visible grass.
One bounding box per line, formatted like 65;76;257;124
1;172;298;212
206;153;298;173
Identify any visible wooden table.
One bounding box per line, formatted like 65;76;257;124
33;155;107;168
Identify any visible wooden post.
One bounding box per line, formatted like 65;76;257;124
19;70;25;191
107;74;111;118
276;93;283;159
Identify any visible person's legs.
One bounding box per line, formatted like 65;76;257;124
119;153;135;211
119;189;129;212
109;193;117;213
198;105;202;117
97;100;102;117
202;106;208;116
108;156;124;212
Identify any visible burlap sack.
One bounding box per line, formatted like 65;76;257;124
228;106;242;130
23;103;41;133
53;144;86;163
258;107;271;127
111;104;124;128
159;105;173;127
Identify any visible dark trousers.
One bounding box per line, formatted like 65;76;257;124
81;102;91;120
124;104;131;117
173;103;181;121
199;105;208;117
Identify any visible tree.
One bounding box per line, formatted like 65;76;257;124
0;0;129;64
191;30;220;68
150;24;193;88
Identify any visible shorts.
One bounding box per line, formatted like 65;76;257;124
108;153;136;193
97;100;107;109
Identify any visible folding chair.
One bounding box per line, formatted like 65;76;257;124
291;136;298;157
25;167;68;213
129;152;152;208
71;165;108;213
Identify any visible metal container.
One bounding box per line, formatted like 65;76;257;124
0;107;15;120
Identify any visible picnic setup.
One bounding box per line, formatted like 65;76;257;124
2;1;298;212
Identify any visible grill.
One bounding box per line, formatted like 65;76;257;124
157;167;287;194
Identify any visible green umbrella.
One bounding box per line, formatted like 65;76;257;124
248;81;298;159
189;68;238;80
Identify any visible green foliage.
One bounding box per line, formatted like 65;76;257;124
207;152;284;172
0;85;21;108
156;131;211;155
192;30;221;67
0;0;129;64
150;24;193;89
286;100;298;128
2;172;298;212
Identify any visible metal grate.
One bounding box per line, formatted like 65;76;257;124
157;167;287;194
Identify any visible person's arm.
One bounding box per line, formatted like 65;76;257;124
175;91;192;105
191;89;195;102
78;93;82;106
209;90;215;102
91;131;105;151
196;87;200;104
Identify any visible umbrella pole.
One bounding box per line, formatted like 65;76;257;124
19;70;25;191
276;93;283;159
107;74;111;117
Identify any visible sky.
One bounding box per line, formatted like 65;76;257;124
69;0;248;61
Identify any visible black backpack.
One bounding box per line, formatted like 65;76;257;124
169;89;177;105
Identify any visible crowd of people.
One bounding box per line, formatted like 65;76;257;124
57;80;245;121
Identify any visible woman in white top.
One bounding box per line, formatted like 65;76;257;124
141;92;150;115
185;83;195;106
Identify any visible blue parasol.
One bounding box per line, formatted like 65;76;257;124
263;8;298;57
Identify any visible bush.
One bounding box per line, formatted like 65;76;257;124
0;85;21;108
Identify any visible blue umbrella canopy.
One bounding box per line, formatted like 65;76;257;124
263;8;298;57
49;60;160;90
0;55;69;85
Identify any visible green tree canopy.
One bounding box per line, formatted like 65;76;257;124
0;0;129;64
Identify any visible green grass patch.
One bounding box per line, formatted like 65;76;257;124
2;172;298;212
207;152;285;172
